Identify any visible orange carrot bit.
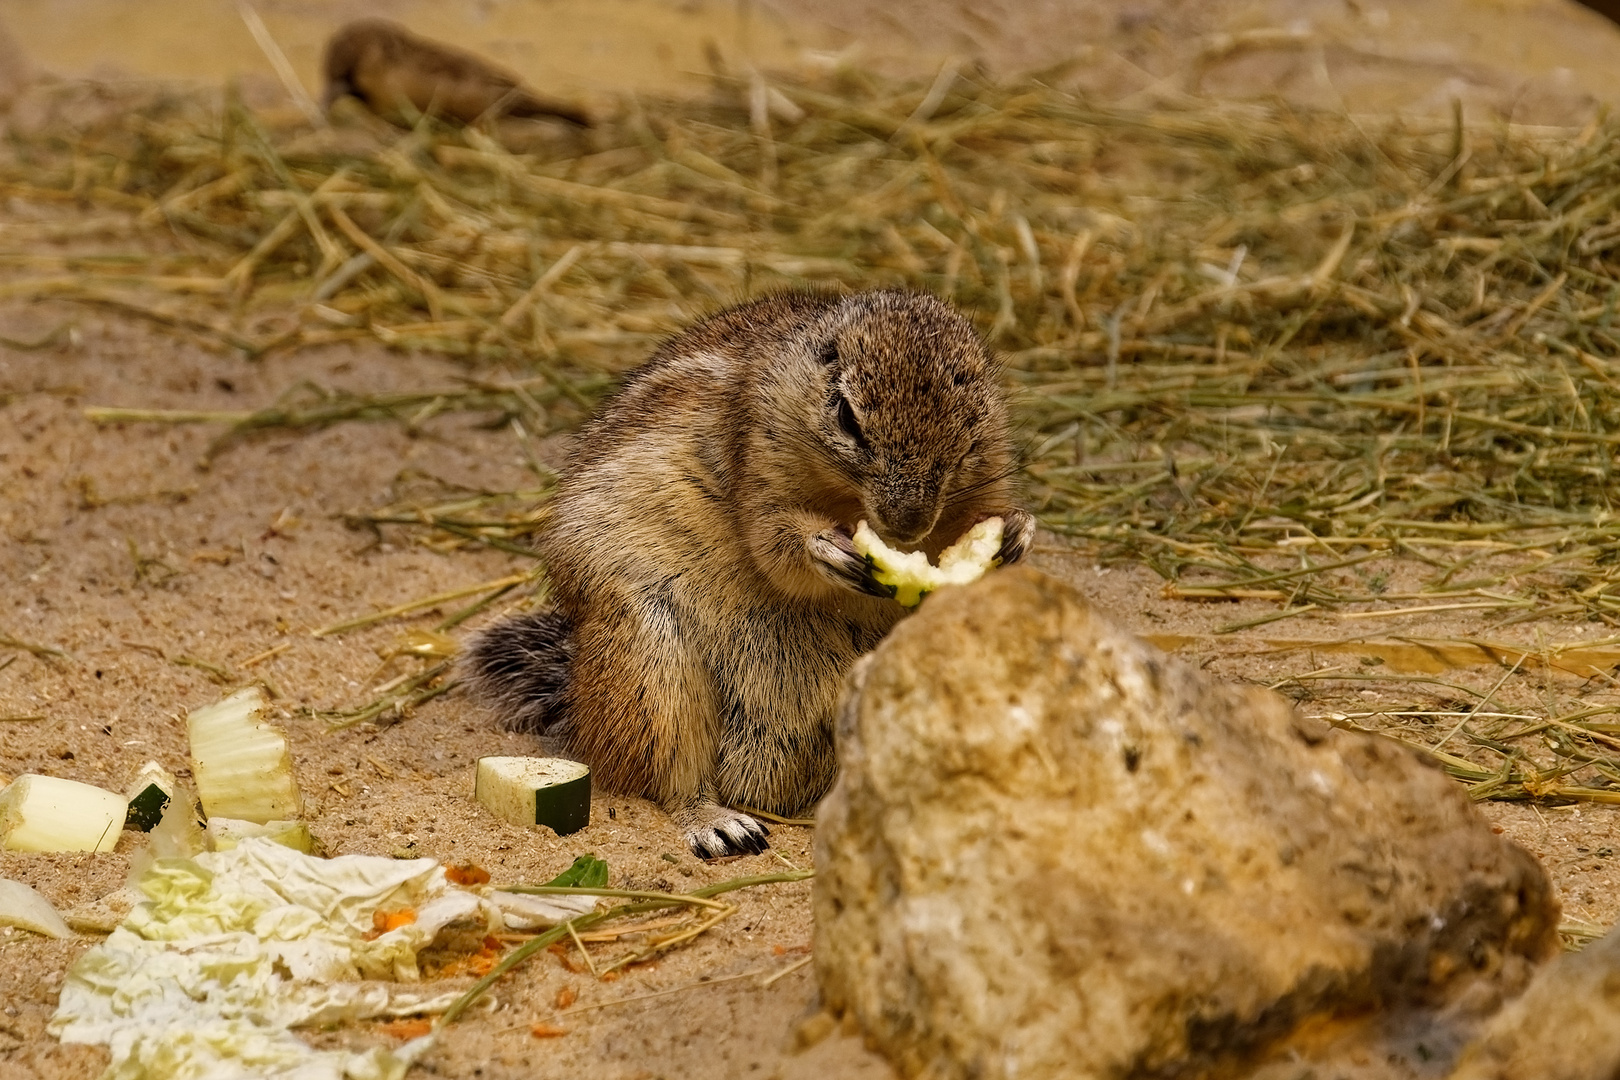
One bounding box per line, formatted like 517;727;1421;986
379;1018;434;1040
437;936;504;978
530;1022;568;1039
371;908;418;934
547;942;587;973
554;986;578;1010
446;863;491;886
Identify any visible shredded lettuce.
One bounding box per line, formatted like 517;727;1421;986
51;839;484;1080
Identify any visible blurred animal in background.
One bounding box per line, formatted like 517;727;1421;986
321;19;590;127
1577;0;1620;27
0;15;33;111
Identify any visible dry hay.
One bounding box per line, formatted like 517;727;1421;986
7;68;1620;812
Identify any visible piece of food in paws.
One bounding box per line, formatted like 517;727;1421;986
852;516;1005;607
187;687;303;824
0;775;127;853
476;757;591;835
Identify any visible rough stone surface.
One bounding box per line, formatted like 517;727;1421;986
813;567;1559;1080
1449;927;1620;1080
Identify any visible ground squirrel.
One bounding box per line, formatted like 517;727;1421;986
467;290;1034;856
322;19;590;128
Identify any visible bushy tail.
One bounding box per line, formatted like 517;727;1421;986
462;609;573;734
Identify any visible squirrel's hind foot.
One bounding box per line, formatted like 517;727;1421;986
676;801;771;859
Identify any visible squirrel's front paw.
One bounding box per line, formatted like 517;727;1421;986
810;528;895;598
995;509;1036;567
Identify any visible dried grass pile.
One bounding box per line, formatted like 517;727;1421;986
9;69;1620;813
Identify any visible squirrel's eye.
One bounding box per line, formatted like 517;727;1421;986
819;339;839;366
834;393;868;451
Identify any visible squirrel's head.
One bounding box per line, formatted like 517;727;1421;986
321;19;406;110
806;290;1008;545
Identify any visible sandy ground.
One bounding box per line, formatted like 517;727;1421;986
5;2;1620;1078
0;306;897;1079
4;302;1620;1079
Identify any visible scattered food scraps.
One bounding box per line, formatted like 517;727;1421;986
50;838;481;1079
543;854;610;889
377;1018;434;1040
0;878;73;938
188;686;303;823
372;907;419;934
205;815;317;853
489;892;597;931
123;761;178;833
0;774;127;853
445;863;490;886
549;942;590;974
475;756;591;835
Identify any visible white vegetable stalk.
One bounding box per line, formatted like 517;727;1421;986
187;687;303;824
0;775;127;853
206;818;316;854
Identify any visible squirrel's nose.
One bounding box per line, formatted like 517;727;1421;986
873;501;940;546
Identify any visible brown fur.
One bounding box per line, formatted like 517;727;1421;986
467;290;1033;856
322;19;589;127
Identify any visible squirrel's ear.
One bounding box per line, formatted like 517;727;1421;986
818;339;840;366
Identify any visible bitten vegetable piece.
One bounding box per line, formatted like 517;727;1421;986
475;757;591;835
0;775;127;853
187;687;303;824
124;761;179;832
853;516;1005;607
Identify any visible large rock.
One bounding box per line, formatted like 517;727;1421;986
1449;926;1620;1080
813;567;1559;1080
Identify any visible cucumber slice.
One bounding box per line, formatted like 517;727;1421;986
0;775;127;853
475;757;591;836
187;687;303;824
124;761;179;832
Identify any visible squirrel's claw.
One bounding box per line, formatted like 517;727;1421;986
684;807;771;859
810;528;895;598
995;509;1036;567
